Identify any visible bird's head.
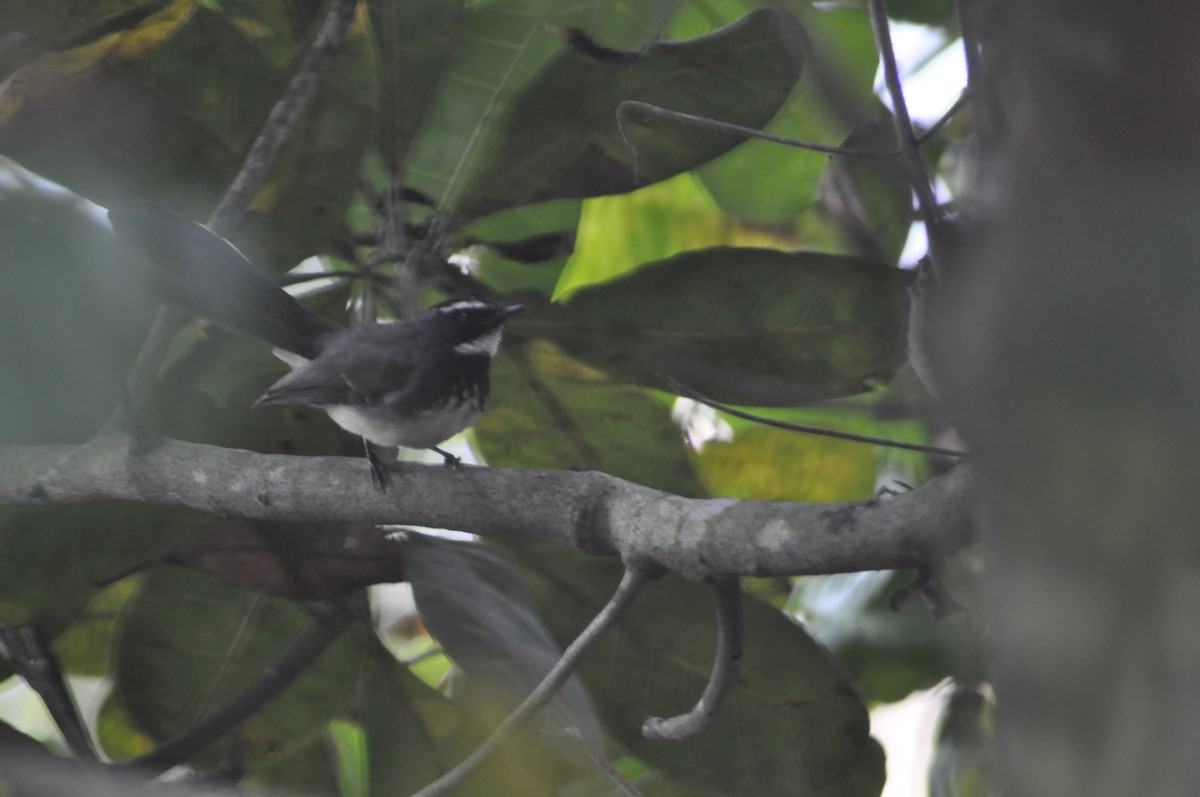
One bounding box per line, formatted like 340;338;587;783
428;298;524;357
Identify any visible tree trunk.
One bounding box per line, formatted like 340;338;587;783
933;2;1200;794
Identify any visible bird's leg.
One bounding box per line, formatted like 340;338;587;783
363;437;388;490
431;445;462;469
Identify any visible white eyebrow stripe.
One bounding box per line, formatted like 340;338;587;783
437;299;490;314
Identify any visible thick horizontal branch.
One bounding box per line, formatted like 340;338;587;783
0;436;974;580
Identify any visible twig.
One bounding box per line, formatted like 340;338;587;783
0;622;97;762
642;579;743;741
122;0;359;414
583;747;646;797
669;380;967;459
917;90;970;145
208;0;360;235
118;603;353;776
866;0;943;245
615;100;897;170
412;565;652;797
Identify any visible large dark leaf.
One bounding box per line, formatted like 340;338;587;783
511;542;883;796
445;9;805;224
359;652;571;797
475;339;706;496
514;247;912;406
405;534;604;753
819;105;912;264
111;568;364;767
0;3;267;215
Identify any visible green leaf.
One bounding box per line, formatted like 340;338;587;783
819;105;912;264
553;172;804;299
112;568;364;767
457;199;581;297
246;732;344;795
402;0;563;211
360;654;565;797
445;8;804;224
885;0;956;27
522;247;912;406
813;736;886;797
692;3;881;224
0;4;277;215
53;578;142;677
512;543;880;796
475;339;707;496
697;426;877;502
404;534;604;751
540;0;686;51
97;690;156;762
0;503;205;629
367;0;468;173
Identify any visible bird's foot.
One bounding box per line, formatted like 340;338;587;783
364;438;388;491
431;446;462;469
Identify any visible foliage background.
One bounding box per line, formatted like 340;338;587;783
0;1;983;796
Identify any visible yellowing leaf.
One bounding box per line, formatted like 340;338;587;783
0;0;198;125
697;427;877;502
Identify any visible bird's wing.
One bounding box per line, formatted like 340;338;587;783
254;324;423;407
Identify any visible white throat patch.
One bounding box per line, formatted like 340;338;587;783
454;328;503;357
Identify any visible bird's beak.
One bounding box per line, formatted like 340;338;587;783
502;304;525;318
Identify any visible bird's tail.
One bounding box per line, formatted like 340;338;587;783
108;204;342;360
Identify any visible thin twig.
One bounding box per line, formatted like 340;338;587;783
867;0;943;247
208;0;360;235
0;622;97;762
642;579;743;741
917;90;970;145
670;380;967;458
122;0;358;415
118;604;353;776
616;100;897;167
412;566;652;797
583;747;646;797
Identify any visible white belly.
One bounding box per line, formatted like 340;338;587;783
324;401;484;449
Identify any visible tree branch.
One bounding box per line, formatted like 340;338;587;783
208;0;360;235
642;578;743;741
413;565;651;797
0;623;97;762
0;434;974;582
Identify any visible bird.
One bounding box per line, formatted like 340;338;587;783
107;204;523;487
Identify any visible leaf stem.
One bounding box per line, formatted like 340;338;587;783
411;565;651;797
642;579;743;740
